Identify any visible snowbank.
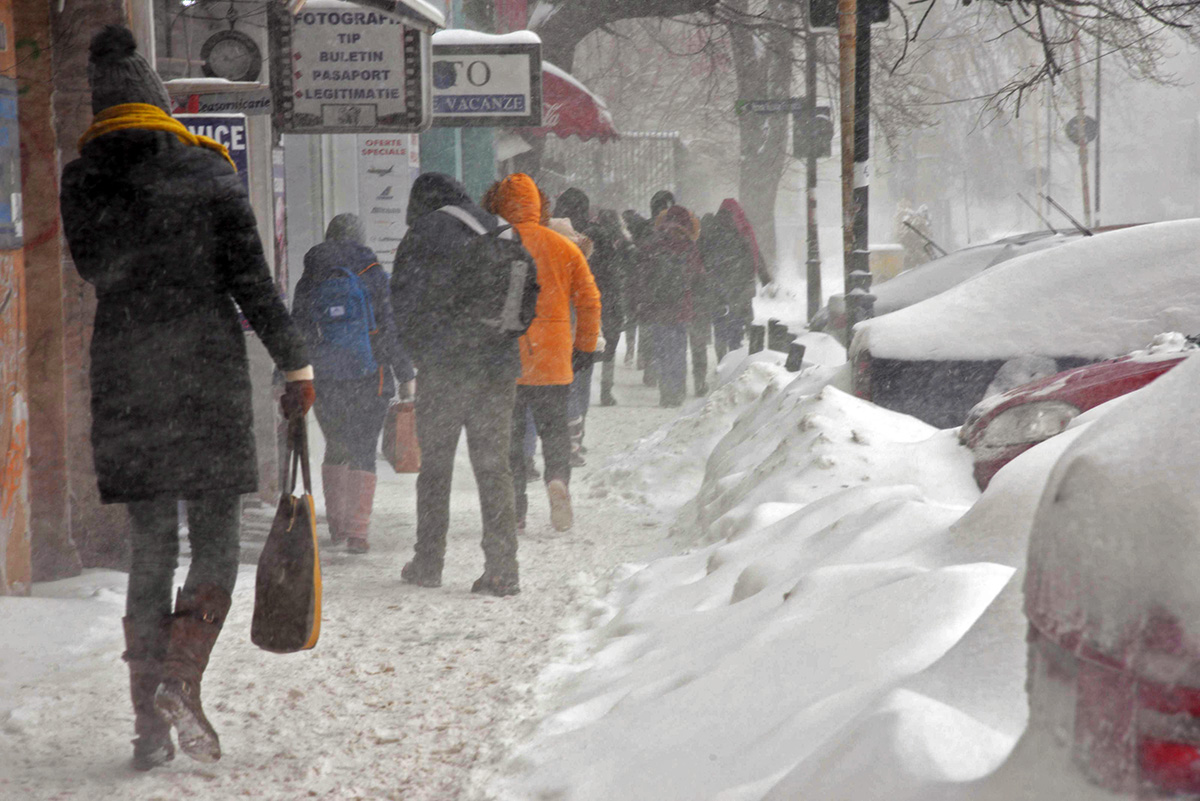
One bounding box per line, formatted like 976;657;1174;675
494;352;1086;801
855;219;1200;361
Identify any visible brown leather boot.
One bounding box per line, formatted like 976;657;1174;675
122;616;175;771
321;463;349;545
343;470;377;554
154;584;231;763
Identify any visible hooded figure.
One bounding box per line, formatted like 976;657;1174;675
704;198;771;359
292;214;414;554
484;174;601;533
392;172;527;597
59;25;312;771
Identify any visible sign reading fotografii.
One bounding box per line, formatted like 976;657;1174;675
268;0;435;134
430;30;541;128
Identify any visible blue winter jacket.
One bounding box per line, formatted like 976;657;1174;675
293;240;415;394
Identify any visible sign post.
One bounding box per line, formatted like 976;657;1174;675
268;0;436;134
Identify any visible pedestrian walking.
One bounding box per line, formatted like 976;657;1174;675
546;209;599;468
483;174;601;532
59;25;313;770
621;209;651;368
593;209;633;405
637;205;706;407
391;172;536;597
704;198;771;360
292;214;414;554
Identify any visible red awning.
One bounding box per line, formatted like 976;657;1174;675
523;62;618;143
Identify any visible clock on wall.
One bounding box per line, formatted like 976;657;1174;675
200;29;262;83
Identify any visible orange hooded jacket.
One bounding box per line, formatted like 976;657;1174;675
485;174;601;386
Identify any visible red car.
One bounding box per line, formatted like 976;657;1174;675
959;342;1197;489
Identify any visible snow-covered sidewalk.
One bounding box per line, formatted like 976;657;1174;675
1;358;681;800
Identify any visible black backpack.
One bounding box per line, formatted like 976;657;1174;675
435;205;539;340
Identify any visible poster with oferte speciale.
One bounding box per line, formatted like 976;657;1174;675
357;134;420;265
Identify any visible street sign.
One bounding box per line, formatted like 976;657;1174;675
809;0;889;30
736;97;807;115
431;31;542;127
1065;114;1098;146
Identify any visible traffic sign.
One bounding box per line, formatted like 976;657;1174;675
1065;114;1098;146
736;97;808;115
794;105;833;159
809;0;889;30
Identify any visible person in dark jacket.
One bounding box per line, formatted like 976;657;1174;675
621;209;650;368
704;198;772;360
637;205;706;406
292;214;414;554
392;172;529;596
59;26;313;771
594;209;633;405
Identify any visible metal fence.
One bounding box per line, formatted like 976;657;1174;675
539;131;685;216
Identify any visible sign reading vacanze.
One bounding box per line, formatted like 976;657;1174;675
268;0;440;134
430;30;541;128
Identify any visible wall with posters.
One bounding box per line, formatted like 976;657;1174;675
357;133;420;265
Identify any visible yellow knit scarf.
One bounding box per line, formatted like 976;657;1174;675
78;103;236;171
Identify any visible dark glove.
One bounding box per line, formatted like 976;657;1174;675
572;349;596;374
280;379;315;419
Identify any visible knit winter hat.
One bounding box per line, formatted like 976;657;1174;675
88;25;172;114
325;213;366;245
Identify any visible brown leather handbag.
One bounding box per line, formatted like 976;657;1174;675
251;415;322;653
382;399;421;473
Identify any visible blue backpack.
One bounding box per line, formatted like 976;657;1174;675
309;266;378;380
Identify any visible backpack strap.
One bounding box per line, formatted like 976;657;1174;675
436;205;516;241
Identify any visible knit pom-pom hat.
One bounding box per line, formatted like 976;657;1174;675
87;25;171;114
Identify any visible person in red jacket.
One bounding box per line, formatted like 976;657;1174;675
483;174;601;532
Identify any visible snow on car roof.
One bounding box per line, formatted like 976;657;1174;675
872;233;1075;317
855;219;1200;362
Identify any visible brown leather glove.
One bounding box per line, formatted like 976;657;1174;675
280;379;315;419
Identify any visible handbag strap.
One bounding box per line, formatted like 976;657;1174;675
288;415;314;497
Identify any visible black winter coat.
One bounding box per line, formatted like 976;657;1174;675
292;239;415;396
582;224;627;339
391;172;522;380
60;129;308;503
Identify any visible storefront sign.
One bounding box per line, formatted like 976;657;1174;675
170;88;274;117
430;32;541;127
269;0;434;134
177;114;250;189
357;134;420;263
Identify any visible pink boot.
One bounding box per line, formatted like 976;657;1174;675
344;470;377;554
321;464;349;545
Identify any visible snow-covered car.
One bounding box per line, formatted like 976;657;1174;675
811;229;1082;344
1022;350;1200;797
850;220;1200;428
959;335;1199;489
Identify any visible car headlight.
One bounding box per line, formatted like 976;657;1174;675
977;401;1081;448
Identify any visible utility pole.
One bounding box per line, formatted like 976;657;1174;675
840;0;873;342
1094;34;1102;226
804;19;821;321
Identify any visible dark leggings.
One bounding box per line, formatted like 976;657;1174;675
126;493;241;626
510;384;571;523
314;377;388;473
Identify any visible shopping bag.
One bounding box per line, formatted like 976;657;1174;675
382;399;421;473
251;415;322;653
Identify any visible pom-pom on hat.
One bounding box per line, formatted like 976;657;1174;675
87;25;171;114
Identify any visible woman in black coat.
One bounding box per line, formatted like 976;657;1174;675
292;214;414;554
59;26;312;771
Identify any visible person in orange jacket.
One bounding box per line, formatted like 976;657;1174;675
483;173;601;531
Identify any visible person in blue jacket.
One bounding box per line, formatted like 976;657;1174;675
292;214;414;554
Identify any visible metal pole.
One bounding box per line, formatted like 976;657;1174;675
1071;34;1092;228
838;0;858;344
845;12;873;335
1045;86;1052;210
1094;34;1102;226
804;22;821;321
